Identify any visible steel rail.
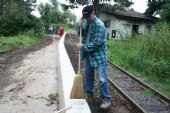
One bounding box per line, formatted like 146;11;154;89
107;60;170;105
108;77;147;113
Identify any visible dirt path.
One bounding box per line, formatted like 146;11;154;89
0;36;59;113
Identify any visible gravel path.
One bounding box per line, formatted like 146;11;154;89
0;37;59;113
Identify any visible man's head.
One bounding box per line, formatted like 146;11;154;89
82;5;95;22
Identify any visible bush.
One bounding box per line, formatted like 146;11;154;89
140;22;170;60
0;12;44;36
0;12;25;36
150;60;170;81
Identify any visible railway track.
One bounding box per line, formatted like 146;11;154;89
107;61;170;113
65;32;170;113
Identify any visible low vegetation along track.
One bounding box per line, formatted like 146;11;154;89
64;32;170;113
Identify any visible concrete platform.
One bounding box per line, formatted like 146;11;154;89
56;33;91;113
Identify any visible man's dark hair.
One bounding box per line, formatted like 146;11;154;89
82;5;94;19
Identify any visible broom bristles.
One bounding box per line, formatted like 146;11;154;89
70;74;84;99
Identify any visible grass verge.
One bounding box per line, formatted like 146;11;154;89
0;30;46;53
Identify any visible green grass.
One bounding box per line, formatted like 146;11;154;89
107;39;139;68
107;23;170;97
0;30;46;53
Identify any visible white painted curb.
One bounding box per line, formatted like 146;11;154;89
57;33;91;113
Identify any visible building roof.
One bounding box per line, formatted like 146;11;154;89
104;10;158;22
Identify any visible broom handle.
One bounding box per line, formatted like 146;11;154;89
55;106;72;113
78;27;82;74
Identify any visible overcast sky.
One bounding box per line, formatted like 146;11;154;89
33;0;148;20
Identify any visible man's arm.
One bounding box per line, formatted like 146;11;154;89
82;24;105;52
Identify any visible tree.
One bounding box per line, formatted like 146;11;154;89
144;0;167;16
161;0;170;28
38;3;45;16
61;10;76;23
38;0;61;25
37;0;77;26
0;0;36;16
144;0;170;26
50;0;60;23
161;0;170;23
50;0;59;11
63;0;133;16
0;0;42;36
0;0;8;15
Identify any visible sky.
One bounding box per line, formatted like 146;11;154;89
32;0;148;20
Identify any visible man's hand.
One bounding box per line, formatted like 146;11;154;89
79;21;83;28
78;43;83;49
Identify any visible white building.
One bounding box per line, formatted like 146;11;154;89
99;10;157;39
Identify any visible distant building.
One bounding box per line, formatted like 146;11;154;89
99;10;157;39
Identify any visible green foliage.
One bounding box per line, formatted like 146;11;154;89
38;1;77;26
42;93;58;103
46;93;58;101
65;0;133;8
0;0;36;16
145;0;170;26
144;0;166;16
0;12;43;36
0;12;25;36
151;60;170;80
107;22;170;95
161;0;170;25
100;3;130;12
140;22;170;60
117;0;134;7
0;0;42;36
64;0;133;16
85;95;94;102
38;3;52;26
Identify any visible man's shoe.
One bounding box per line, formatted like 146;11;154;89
100;101;111;109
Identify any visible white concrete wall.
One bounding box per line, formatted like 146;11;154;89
57;33;91;113
99;13;150;39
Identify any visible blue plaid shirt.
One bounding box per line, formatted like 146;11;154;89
81;16;107;67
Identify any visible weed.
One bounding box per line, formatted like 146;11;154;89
42;93;59;103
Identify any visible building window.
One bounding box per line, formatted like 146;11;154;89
132;24;139;36
103;20;110;28
107;33;110;39
146;24;152;34
112;30;116;38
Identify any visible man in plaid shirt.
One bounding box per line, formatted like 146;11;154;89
78;5;111;109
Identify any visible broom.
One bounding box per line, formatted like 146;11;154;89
70;26;84;99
